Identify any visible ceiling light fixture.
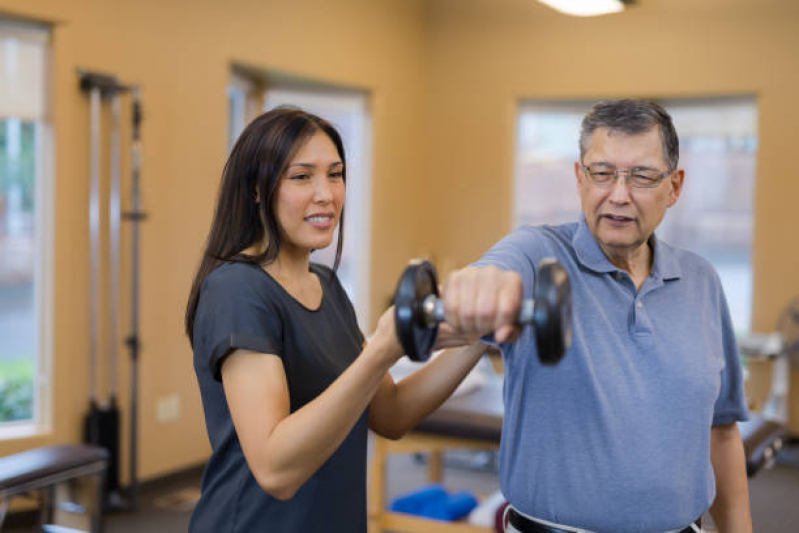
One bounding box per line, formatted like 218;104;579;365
537;0;635;17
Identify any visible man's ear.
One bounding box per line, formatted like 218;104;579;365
574;161;585;192
666;169;685;208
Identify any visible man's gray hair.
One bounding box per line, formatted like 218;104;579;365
579;99;679;171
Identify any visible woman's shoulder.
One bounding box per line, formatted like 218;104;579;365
206;261;263;283
310;263;348;298
310;262;335;281
201;261;274;302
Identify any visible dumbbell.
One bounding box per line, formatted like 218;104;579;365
393;258;572;363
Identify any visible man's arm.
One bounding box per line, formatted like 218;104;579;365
709;422;752;533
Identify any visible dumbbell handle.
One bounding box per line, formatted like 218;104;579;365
421;295;536;329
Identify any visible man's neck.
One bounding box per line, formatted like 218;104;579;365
602;242;652;290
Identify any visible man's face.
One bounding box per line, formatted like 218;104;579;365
575;126;684;259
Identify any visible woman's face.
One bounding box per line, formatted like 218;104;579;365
274;131;345;256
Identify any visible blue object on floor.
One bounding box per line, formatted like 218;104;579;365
390;484;478;521
390;483;448;514
420;490;479;521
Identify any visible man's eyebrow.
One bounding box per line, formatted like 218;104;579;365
586;162;660;171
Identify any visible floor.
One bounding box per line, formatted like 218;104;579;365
5;440;799;532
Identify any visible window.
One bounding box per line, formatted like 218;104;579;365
227;71;373;328
515;97;757;332
0;20;53;435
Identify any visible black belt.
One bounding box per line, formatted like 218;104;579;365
507;508;701;533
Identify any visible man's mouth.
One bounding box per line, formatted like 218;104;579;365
601;214;634;223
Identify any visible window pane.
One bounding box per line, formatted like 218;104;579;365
0;21;49;428
515;98;757;332
0;118;37;423
658;98;757;332
263;88;372;328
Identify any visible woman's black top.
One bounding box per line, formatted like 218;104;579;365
189;262;367;532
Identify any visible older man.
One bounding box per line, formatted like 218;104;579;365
443;99;751;533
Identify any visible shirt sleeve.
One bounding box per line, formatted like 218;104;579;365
471;227;538;287
195;264;283;381
712;281;750;426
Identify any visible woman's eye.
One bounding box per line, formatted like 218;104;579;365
290;174;310;180
330;171;344;179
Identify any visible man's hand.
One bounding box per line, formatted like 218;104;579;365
442;266;523;343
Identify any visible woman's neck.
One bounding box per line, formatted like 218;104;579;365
241;242;311;282
266;252;311;281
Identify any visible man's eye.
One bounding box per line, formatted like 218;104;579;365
632;174;657;183
592;171;614;179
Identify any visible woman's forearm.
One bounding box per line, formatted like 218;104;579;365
240;342;396;499
370;342;488;439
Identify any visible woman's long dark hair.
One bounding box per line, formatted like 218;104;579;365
185;107;346;343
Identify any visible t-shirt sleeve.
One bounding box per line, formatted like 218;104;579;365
195;265;283;381
712;280;750;426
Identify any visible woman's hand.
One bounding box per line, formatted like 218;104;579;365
369;306;405;364
434;322;481;350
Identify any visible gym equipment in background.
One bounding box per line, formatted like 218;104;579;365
738;297;799;476
78;69;145;510
393;258;572;363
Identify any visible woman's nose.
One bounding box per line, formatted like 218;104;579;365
313;176;333;203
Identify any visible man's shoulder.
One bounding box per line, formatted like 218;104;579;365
657;240;722;289
659;240;714;270
503;221;578;248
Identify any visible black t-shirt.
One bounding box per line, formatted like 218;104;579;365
189;262;367;532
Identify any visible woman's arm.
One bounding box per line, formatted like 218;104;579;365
222;310;402;500
368;339;488;440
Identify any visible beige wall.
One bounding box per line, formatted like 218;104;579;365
0;0;429;479
3;0;799;479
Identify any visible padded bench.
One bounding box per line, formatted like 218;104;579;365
738;415;788;477
0;444;108;533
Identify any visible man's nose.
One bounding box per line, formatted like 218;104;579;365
608;172;633;202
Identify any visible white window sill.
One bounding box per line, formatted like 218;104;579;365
0;421;44;441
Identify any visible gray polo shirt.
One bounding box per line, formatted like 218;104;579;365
474;218;748;533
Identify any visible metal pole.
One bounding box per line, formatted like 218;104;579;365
126;86;143;509
109;94;121;401
89;86;101;409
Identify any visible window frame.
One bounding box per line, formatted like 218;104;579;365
0;20;54;439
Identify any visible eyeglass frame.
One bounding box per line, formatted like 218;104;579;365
580;164;674;189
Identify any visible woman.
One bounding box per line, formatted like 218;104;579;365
185;107;485;532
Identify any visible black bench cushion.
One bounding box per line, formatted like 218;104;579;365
0;445;108;491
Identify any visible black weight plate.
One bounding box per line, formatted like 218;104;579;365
532;259;572;365
393;260;440;362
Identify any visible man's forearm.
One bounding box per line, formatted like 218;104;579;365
709;423;752;533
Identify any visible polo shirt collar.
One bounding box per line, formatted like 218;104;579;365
649;231;682;281
572;215;682;281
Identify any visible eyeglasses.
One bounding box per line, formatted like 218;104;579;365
582;165;672;189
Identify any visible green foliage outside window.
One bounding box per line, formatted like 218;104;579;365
0;359;34;423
